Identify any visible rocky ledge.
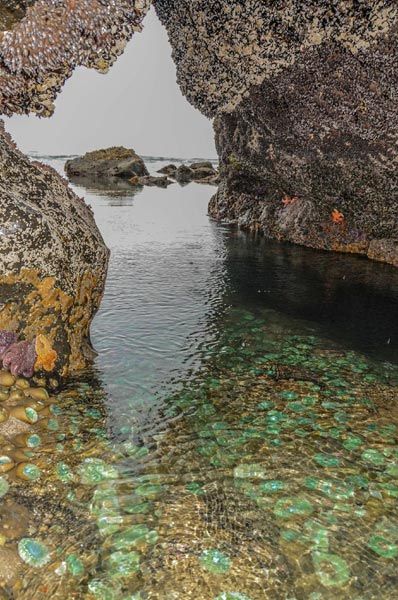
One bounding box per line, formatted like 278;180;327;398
0;122;109;376
156;0;398;267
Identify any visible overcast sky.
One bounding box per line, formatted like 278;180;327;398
4;8;216;158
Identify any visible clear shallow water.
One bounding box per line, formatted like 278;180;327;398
6;157;398;599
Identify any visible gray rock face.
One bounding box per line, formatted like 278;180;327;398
156;0;398;266
0;122;109;376
65;147;149;179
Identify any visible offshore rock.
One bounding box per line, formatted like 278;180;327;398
0;123;109;376
65;147;149;179
156;0;398;266
0;0;151;116
135;175;174;188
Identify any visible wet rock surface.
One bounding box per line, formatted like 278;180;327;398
0;123;109;375
156;0;398;266
65;147;149;179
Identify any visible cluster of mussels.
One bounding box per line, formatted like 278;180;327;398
0;0;151;115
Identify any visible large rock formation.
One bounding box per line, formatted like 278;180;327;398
0;0;150;375
155;0;398;267
0;122;109;376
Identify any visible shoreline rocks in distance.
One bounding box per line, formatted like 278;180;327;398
157;161;219;186
65;147;148;179
130;175;175;188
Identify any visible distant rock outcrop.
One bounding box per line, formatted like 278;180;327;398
130;174;174;188
65;147;149;179
157;162;219;186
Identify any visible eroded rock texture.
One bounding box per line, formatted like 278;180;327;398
0;0;151;116
156;0;398;266
0;123;109;375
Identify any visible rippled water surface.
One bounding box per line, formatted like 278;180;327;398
5;157;398;599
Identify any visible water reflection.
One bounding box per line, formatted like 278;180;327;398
9;156;398;599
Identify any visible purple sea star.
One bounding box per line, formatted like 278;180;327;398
2;340;37;378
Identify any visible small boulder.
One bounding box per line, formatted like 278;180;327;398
157;164;177;176
190;167;217;180
65;147;148;179
189;161;215;171
135;176;174;188
175;165;194;184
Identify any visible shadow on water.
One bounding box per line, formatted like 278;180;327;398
223;229;398;364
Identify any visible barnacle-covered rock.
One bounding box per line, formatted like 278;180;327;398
0;0;151;116
0;122;109;375
156;0;398;267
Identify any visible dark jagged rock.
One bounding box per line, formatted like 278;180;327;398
174;164;194;184
157;164;177;176
65;147;149;179
0;122;109;376
155;0;398;266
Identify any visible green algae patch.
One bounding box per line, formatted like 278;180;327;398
361;449;385;466
0;476;9;497
368;519;398;558
56;462;74;483
186;482;204;495
199;549;231;574
78;458;118;485
342;436;363;451
368;535;398;559
112;525;158;550
233;463;266;479
108;550;140;578
18;538;51;567
135;483;164;498
66;553;85;576
214;594;252;600
258;480;285;494
88;579;117;600
312;552;350;587
314;454;341;468
274;497;313;519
